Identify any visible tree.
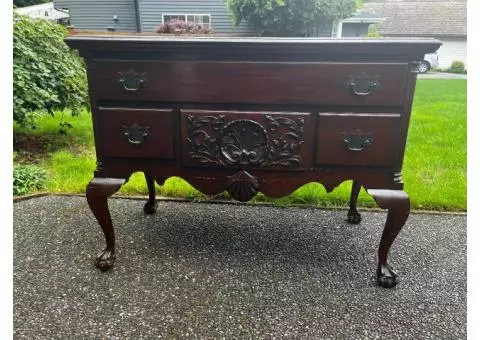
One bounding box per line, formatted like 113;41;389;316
13;12;88;127
14;0;50;8
226;0;358;37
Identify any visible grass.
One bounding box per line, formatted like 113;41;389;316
403;79;466;210
13;79;466;211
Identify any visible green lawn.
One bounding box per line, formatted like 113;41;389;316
13;79;467;211
403;79;466;210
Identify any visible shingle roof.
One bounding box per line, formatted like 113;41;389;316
362;0;466;37
343;10;384;23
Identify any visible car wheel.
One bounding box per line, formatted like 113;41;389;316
417;61;431;73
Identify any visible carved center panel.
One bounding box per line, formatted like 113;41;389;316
183;111;307;169
220;120;269;166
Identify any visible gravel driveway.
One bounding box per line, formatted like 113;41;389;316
14;195;467;339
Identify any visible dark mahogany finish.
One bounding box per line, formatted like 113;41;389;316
66;34;441;288
316;113;401;166
97;108;175;159
93;61;408;106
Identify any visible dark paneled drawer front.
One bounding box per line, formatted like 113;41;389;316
316;113;401;166
93;61;408;106
181;110;313;170
97;108;174;159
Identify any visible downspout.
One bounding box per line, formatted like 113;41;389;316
134;0;141;32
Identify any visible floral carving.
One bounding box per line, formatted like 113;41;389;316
220;120;268;166
186;114;304;169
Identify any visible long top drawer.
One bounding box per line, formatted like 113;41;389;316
91;61;408;106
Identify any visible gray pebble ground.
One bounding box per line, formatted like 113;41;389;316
14;196;466;339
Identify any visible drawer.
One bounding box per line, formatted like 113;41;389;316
181;110;314;170
92;60;408;106
315;113;401;166
97;108;175;159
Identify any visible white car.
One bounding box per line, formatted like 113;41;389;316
418;52;439;73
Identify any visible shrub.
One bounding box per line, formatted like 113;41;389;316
13;164;47;196
14;0;49;7
447;60;466;74
13;12;88;127
366;24;382;38
155;19;214;34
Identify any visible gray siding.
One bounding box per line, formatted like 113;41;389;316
52;0;340;36
342;23;370;37
435;37;467;69
138;0;254;36
53;0;138;32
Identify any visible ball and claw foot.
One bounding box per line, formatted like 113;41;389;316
377;263;398;288
143;200;158;215
347;209;362;224
95;249;116;272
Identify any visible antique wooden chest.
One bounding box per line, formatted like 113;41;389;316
65;35;441;288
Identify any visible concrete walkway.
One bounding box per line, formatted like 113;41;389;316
14;196;466;339
418;72;467;79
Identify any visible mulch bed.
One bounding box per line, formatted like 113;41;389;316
13;134;55;164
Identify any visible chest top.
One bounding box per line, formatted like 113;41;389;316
65;35;441;62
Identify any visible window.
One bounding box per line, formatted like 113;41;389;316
162;14;211;27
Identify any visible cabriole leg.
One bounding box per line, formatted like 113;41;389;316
347;180;362;224
86;177;125;271
143;173;158;214
367;189;410;288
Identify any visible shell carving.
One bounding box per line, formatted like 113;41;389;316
186;114;304;169
226;171;259;202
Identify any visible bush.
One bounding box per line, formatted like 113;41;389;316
447;60;466;74
155;19;214;34
366;24;382;38
13;164;47;196
13;12;88;127
14;0;49;7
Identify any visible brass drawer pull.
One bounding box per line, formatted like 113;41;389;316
342;130;373;152
122;123;150;145
349;81;378;96
348;73;380;96
118;69;147;92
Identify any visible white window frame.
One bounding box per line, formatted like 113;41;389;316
162;13;211;28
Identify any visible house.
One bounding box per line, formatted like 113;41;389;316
362;0;467;68
15;2;70;25
52;0;381;37
52;0;254;35
339;10;384;37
